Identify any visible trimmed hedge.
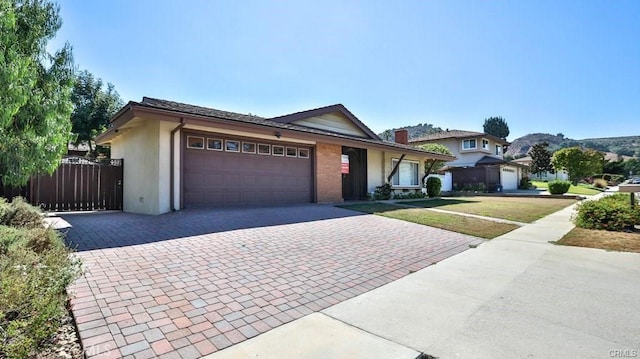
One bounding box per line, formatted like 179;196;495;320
0;198;81;358
548;180;571;194
426;177;442;198
575;193;640;231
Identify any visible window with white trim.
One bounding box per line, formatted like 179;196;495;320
207;138;222;151
482;139;489;150
272;145;284;156
495;144;502;156
391;159;419;187
242;142;256;153
298;148;309;158
187;136;204;149
225;140;240;152
257;144;270;155
462;139;477;150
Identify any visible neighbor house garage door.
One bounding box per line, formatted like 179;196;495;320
501;166;519;190
183;133;313;207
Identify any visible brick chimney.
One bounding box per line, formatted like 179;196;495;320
394;129;408;145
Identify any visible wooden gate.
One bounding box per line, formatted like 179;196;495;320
29;157;123;211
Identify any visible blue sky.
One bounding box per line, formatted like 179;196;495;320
50;0;639;140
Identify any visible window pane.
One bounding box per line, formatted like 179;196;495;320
392;159;399;185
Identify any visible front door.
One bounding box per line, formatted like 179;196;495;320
342;147;367;200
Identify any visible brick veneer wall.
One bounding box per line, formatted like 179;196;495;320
315;142;343;203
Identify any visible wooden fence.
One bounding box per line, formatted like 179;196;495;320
1;157;123;211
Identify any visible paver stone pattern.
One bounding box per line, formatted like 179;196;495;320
64;205;482;358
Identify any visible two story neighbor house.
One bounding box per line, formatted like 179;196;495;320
409;130;524;191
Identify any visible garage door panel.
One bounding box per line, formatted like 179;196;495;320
206;174;223;186
185;173;205;187
184;139;312;207
242;176;256;186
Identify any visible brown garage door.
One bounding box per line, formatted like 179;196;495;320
183;134;313;207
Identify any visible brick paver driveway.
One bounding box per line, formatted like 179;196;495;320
63;204;482;358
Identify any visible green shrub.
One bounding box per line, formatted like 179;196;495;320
393;192;425;200
592;178;608;189
426;177;442;198
0;197;43;229
548;180;571;194
0;201;81;358
575;194;640;231
519;177;532;190
373;183;393;200
0;226;62;255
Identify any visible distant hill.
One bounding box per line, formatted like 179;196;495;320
378;123;443;141
506;133;640;158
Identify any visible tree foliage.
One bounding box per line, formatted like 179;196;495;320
419;143;453;174
0;0;75;186
624;159;640;177
551;147;604;184
71;70;123;155
529;142;554;176
483;116;510;140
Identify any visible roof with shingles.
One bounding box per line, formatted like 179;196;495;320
113;97;452;158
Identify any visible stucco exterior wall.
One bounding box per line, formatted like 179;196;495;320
414;137;504;167
110;119;161;214
158;121;177;214
315;142;343;203
366;149;384;193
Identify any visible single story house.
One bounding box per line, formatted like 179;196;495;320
408;130;524;191
510;156;569;181
96;97;454;214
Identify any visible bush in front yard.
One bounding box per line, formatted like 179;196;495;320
592;178;608;189
575;193;640;231
373;183;393;200
0;200;81;358
0;197;43;229
548;180;571;194
426;177;442;198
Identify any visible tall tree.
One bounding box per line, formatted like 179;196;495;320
418;143;453;183
623;159;640;177
552;147;604;184
71;70;123;155
483;116;510;140
0;0;74;186
529;142;554;176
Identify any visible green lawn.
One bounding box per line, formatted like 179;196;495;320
398;196;577;223
531;181;603;195
338;203;517;239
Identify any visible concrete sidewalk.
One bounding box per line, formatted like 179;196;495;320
206;202;640;359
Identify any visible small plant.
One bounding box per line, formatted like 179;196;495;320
393;192;426;200
592;178;608;189
519;177;532;190
426;177;441;198
548;180;571;194
373;183;393;200
0;197;43;229
0;199;82;358
575;193;640;231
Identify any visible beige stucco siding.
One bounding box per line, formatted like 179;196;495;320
292;113;367;138
158;121;177;214
366;149;384;193
415;137;504;167
110;119;161;214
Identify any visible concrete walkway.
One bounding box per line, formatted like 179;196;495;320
207;200;640;358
